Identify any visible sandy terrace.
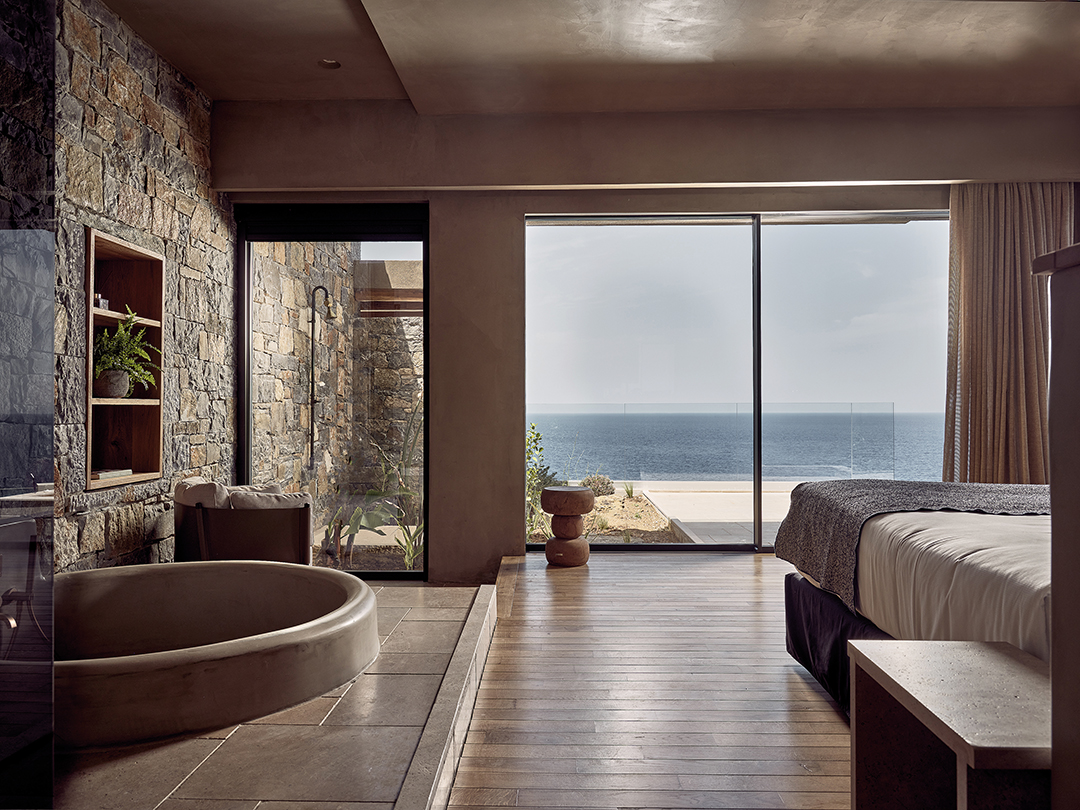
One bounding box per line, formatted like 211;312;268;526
530;492;682;544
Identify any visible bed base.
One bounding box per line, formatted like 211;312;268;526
784;571;892;714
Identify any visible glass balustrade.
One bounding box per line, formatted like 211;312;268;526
526;403;942;547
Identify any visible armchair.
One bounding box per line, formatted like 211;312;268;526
174;478;314;565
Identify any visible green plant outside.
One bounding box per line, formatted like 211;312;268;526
93;307;160;395
374;393;425;569
581;473;614;497
325;393;425;570
395;520;425;569
526;422;564;538
354;393;425;570
321;496;398;564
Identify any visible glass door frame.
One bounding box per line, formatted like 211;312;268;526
233;202;429;576
524;214;765;551
752;213;763;550
525;211;945;552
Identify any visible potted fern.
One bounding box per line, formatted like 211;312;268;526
93;307;160;398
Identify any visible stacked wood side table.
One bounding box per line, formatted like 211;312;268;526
541;485;595;566
848;640;1050;810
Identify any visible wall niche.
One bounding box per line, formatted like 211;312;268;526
85;227;164;490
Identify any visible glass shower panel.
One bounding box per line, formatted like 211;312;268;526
0;230;55;803
249;239;424;572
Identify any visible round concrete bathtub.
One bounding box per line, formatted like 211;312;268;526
54;561;379;747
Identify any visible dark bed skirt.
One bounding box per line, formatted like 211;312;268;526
784;571;892;714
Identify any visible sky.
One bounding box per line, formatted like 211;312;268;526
525;218;950;413
359;241;424;261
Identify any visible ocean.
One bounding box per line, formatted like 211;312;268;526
527;411;945;483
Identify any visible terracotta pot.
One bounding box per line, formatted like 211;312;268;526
93;370;129;398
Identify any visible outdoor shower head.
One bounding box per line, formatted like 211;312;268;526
309;284;335;469
310;285;339;322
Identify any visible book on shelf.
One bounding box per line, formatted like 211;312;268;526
91;468;133;480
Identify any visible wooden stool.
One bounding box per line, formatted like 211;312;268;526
541;486;595;566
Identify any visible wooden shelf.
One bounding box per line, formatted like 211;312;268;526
86;228;165;490
86;471;163;491
92;307;161;328
359;287;424;318
89;397;160;407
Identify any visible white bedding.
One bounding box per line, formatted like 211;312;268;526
855;511;1052;661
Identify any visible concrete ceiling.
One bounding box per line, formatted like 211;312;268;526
102;0;1080;114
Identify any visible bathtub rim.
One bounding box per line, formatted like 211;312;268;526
54;560;380;748
54;560;368;669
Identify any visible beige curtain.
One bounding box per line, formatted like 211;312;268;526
944;182;1074;483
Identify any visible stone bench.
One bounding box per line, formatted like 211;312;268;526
848;640;1050;810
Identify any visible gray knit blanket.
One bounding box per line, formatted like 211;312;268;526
773;479;1050;612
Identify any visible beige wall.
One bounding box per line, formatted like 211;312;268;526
213;100;1079;583
213;101;1080;192
427;196;525;581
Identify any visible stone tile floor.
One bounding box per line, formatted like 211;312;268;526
54;582;480;810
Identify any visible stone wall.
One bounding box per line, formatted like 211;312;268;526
1;0;54;229
53;0;236;571
250;240;352;517
46;1;426;569
351;304;424;508
352;260;424;493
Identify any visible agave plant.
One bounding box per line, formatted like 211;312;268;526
371;393;426;568
321;496;399;564
396;519;425;570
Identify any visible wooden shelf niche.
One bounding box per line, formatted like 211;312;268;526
85;228;164;490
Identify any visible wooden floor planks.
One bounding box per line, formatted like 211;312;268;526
450;551;850;810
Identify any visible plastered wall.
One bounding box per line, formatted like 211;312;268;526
213;100;1080;192
215;98;1080;583
418;187;958;582
427;195;526;582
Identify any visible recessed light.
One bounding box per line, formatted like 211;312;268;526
318;59;342;70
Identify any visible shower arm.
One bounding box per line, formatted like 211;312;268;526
309;285;330;469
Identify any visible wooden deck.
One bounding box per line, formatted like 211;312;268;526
451;551;851;810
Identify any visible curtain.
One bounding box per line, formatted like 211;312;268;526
944;182;1074;483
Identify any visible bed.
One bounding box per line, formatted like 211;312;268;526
773;479;1051;712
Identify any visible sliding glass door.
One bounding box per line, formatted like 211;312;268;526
760;218;950;540
526;213;948;550
526;217;758;548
